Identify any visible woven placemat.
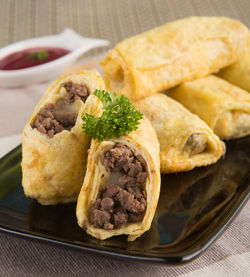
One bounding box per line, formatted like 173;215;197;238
0;0;249;54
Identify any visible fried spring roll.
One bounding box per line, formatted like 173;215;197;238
76;117;161;241
168;75;250;140
100;17;249;101
134;93;225;173
22;70;104;205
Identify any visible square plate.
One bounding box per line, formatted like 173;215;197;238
0;137;249;265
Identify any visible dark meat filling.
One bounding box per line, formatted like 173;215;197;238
31;82;89;138
62;82;89;103
90;143;147;230
184;133;207;155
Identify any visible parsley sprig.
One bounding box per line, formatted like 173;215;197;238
82;90;143;141
29;50;48;61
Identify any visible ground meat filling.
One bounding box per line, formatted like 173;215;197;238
184;133;207;155
90;143;147;230
31;82;89;138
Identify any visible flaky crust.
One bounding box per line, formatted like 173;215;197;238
169;75;250;140
134;93;225;173
76;117;161;241
100;17;250;101
22;70;104;205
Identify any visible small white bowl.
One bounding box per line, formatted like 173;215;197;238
0;29;109;88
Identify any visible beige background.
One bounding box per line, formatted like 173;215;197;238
0;0;249;276
1;0;249;51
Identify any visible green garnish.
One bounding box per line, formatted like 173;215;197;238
82;90;143;141
29;50;48;61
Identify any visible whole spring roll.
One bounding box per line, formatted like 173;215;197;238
76;117;161;241
134;93;225;173
100;17;250;101
217;45;250;92
168;75;250;140
22;70;104;205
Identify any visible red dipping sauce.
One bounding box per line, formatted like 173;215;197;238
0;47;70;70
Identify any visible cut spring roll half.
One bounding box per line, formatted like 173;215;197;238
134;93;225;173
168;75;250;140
77;117;161;241
217;44;250;92
100;16;250;101
22;70;104;205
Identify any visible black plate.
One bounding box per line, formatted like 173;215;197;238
0;137;249;265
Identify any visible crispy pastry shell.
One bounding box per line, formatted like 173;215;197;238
76;117;161;241
100;17;250;101
22;70;104;205
168;75;250;140
134;93;225;173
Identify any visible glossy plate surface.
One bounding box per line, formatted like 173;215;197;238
0;137;249;264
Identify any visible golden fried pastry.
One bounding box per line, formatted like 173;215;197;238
22;70;104;205
76;117;161;241
134;93;225;173
100;17;250;101
168;75;250;140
